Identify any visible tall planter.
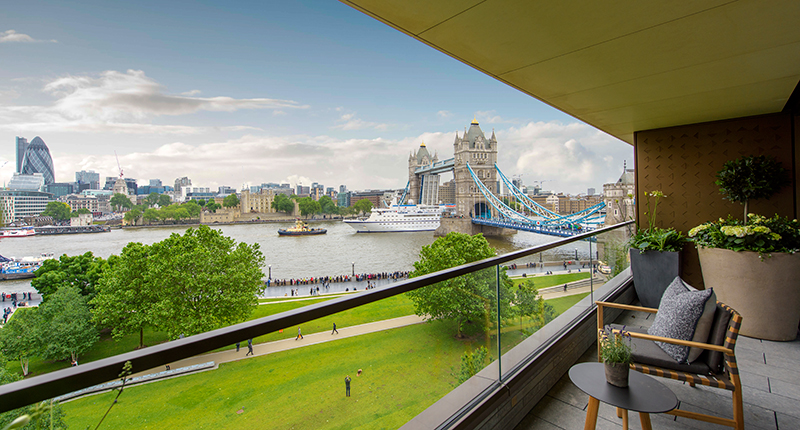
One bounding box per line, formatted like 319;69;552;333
698;247;800;341
630;249;681;308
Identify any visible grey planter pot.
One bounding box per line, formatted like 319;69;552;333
630;248;681;309
604;362;629;388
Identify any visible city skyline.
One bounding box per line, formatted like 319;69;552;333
1;1;633;195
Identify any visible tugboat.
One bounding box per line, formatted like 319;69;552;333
278;219;327;236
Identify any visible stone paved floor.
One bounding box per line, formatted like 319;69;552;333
515;309;800;429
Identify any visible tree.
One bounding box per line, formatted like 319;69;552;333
0;308;39;376
124;208;141;224
70;207;91;218
514;280;555;330
92;243;156;349
157;194;172;208
298;197;321;218
406;232;514;340
147;226;265;338
205;201;221;213
455;346;490;385
182;200;201;218
196;199;207;207
32;252;111;300
145;192;160;207
41;201;72;221
36;286;98;363
223;193;240;209
143;208;159;224
318;195;337;214
110;193;132;211
271;194;295;214
0;357;67;430
353;198;373;215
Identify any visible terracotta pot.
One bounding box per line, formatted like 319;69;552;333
630;249;681;308
604;362;629;388
698;247;800;341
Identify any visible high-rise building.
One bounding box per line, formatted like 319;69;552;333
15;137;29;173
149;179;162;187
174;177;192;190
587;188;596;196
8;173;45;191
45;183;74;199
339;185;347;193
76;170;100;189
20;137;55;185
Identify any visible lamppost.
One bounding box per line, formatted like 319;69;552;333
575;248;578;261
268;265;271;280
352;262;355;277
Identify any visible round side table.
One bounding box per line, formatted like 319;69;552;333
569;362;677;430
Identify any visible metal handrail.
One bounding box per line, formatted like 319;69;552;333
0;221;633;412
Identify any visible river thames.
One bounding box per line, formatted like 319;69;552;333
0;220;595;293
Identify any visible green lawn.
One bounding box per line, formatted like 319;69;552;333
511;272;591;289
60;293;592;429
62;321;469;430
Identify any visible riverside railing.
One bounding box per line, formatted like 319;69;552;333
0;221;633;423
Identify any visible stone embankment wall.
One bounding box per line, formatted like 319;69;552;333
435;217;516;237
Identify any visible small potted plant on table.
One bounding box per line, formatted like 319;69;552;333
600;327;633;387
629;191;687;308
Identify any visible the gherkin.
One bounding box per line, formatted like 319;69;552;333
20;136;55;185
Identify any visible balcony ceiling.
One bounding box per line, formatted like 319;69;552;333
342;0;800;145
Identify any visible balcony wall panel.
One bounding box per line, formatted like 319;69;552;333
634;112;798;288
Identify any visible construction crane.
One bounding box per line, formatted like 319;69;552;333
115;151;123;178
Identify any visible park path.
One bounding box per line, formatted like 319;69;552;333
130;314;426;379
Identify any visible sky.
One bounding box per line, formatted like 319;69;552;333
0;0;633;195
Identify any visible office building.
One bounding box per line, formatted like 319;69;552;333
7;173;45;192
19;137;55;185
45;183;74;199
174;177;192;191
0;189;53;222
76;170;100;189
15;137;29;173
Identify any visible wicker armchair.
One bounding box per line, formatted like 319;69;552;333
596;300;744;430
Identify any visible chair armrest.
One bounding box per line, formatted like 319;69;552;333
620;330;734;355
596;301;658;314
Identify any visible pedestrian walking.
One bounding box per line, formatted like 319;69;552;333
332;322;338;335
296;327;303;340
236;342;240;352
345;376;351;397
246;338;254;356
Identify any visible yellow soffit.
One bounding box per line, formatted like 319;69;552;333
341;0;800;145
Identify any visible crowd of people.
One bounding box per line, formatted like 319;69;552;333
1;292;35;324
265;271;409;288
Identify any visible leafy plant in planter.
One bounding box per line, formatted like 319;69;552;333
628;191;687;253
690;213;800;255
599;326;633;387
715;155;790;221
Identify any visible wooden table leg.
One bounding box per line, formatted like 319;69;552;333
639;412;652;430
584;397;600;430
621;409;628;429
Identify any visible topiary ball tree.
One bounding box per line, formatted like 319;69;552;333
715;155;789;221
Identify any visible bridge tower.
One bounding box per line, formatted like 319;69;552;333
408;142;439;205
453;119;498;217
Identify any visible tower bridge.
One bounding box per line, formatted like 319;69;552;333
406;119;605;238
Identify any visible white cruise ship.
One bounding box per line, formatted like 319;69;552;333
344;202;453;233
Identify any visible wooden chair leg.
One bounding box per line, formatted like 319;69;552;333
621;409;628;429
732;387;744;430
585;397;600;430
616;407;623;418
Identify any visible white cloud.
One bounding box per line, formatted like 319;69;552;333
437;110;452;118
332;112;390;131
475;110;511;124
43;70;308;121
180;89;202;96
0;30;57;43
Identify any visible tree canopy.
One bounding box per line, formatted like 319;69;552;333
110;193;132;211
271;194;295;214
36;286;99;363
0;308;39;376
318;195;338;214
223;193;240;208
352;199;373;215
146;225;265;338
145;192;160;207
41;201;72;221
32;252;111;300
157;194;172;207
205;201;221;212
298;197;321;218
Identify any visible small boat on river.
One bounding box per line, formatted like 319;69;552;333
278;219;327;236
0;226;36;238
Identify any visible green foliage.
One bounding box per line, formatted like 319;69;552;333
297;197;321;217
157;194;171;208
40;202;71;221
222;193;240;208
604;240;630;277
271;194;295;214
689;213;800;254
318;195;338;214
629;191;687;253
196;199;206;207
0;396;67;430
716;155;790;221
352;198;373;215
513;280;555;329
599;327;633;364
36;286;99;362
32;252;111;300
455;346;490;385
146;226;265;338
0;309;39;376
123;208;141;224
144;192;160;207
205;201;221;212
109;193;132;212
143;208;159;223
70;208;91;218
92;243;156;349
407;232;514;338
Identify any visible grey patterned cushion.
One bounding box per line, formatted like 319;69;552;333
648;277;715;363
